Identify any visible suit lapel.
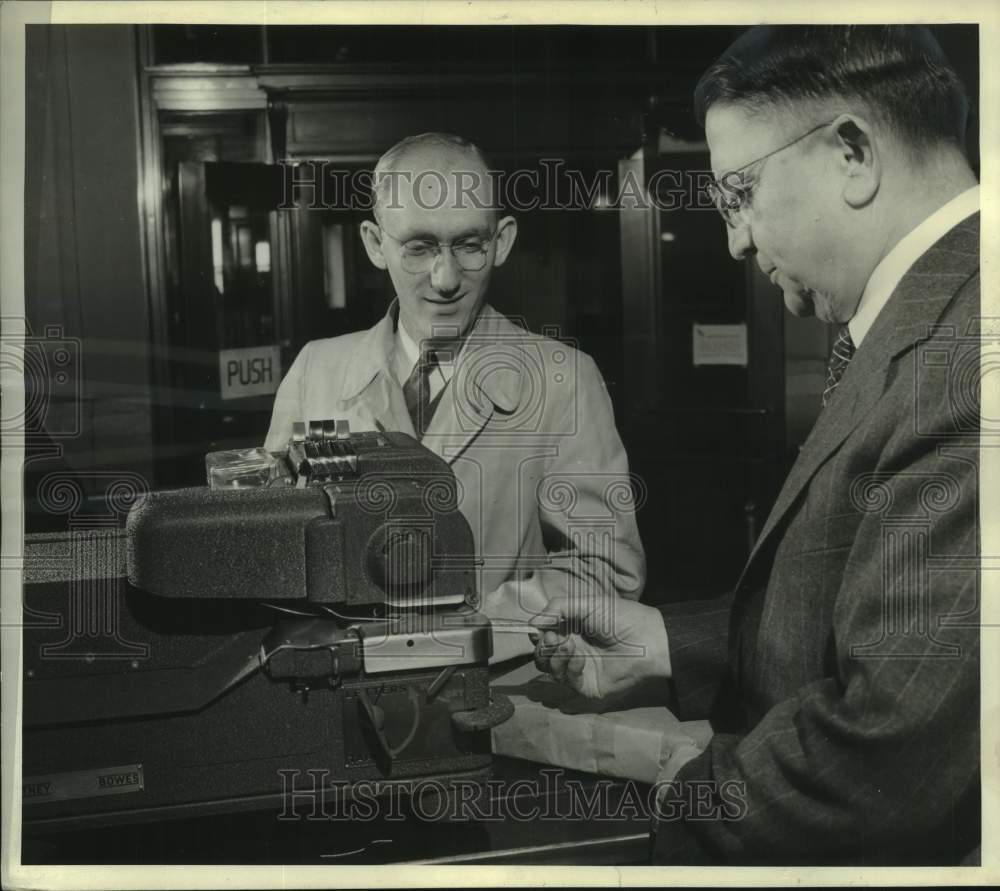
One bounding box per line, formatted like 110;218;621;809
746;347;886;566
735;213;980;590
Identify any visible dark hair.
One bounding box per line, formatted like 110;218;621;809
694;26;970;151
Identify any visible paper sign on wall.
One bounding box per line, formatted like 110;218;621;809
219;345;282;400
692;323;748;367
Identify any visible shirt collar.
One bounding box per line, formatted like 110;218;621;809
343;301;524;414
849;184;980;347
394;315;457;385
395;316;421;372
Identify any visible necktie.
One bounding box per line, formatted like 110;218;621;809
822;326;856;407
403;349;438;438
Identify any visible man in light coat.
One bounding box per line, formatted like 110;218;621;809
266;132;645;660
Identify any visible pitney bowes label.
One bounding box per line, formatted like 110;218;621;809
23;764;144;803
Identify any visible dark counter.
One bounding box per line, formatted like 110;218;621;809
22;757;653;866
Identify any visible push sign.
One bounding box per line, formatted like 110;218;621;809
219;345;282;400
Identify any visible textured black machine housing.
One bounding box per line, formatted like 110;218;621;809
21;430;501;831
22;588;493;829
126;430;476;606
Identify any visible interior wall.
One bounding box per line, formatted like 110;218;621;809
24;25;153;520
784;310;831;457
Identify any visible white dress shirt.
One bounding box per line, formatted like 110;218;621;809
849;184;980;346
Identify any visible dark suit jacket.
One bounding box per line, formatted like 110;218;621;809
654;215;981;865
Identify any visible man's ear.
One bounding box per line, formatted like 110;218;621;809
359;220;388;270
832;114;880;208
491;215;518;267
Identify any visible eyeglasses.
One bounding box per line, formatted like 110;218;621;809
378;227;495;274
706;119;836;229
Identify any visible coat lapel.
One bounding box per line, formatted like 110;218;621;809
338;302;415;436
735;213;980;590
421;305;526;464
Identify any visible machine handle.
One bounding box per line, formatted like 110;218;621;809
450;691;515;733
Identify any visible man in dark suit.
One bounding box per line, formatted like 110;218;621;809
532;25;981;865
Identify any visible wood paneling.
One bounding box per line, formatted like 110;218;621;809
283;94;640;161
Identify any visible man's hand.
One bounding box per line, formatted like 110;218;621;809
530;596;671;699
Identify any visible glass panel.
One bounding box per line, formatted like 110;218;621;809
322;223;347;310
153;25;263;65
159;161;284;486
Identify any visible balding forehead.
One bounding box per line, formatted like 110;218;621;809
375;146;496;213
382;142;487;177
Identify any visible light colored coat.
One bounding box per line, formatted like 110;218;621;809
266;303;645;656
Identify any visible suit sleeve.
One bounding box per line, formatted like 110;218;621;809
263;342;311;452
657;593;733;721
482;353;646;635
652;326;981;864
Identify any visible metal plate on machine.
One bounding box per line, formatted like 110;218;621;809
23;764;145;804
343;673;470;768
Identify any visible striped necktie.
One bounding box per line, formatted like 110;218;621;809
822;326;856;407
402;349;438;438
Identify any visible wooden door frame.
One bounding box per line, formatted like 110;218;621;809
134;31;273;483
